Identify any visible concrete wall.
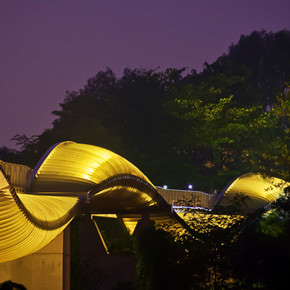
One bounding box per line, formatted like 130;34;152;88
0;230;69;290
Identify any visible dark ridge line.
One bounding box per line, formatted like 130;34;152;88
1;166;184;231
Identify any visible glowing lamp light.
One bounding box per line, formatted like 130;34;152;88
188;184;193;190
163;185;168;190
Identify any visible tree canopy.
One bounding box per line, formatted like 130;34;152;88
2;29;289;190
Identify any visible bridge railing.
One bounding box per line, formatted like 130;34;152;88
0;160;32;191
156;186;218;210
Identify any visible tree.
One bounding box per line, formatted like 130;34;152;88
133;194;249;290
9;30;289;188
231;189;290;289
170;84;282;190
0;146;24;164
202;30;290;108
256;88;290;181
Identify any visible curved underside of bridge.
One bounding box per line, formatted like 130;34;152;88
0;141;288;263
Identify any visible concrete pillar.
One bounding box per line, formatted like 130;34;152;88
0;229;69;290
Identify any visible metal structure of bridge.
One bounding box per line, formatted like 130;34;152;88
0;141;288;289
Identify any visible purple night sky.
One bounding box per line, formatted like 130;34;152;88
1;0;290;149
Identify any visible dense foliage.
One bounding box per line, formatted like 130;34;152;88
134;188;290;289
2;29;288;190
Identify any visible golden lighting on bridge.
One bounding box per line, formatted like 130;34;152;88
0;141;288;263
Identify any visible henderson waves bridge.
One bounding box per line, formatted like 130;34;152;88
0;141;288;289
